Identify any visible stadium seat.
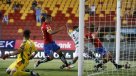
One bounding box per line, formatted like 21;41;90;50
62;10;66;14
70;0;76;8
94;0;99;6
122;20;128;25
36;22;41;26
67;19;72;24
84;14;89;21
29;10;34;13
9;19;14;23
99;13;104;17
113;17;116;21
96;11;101;14
1;0;136;40
21;16;26;20
18;28;23;33
57;0;62;5
105;11;110;14
65;13;70;17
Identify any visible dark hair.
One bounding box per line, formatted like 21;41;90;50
23;29;31;39
41;16;45;23
89;24;95;32
73;26;78;30
46;14;51;19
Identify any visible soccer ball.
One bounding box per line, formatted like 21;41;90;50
124;62;131;69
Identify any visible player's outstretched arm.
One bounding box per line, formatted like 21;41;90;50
65;24;70;34
47;26;65;35
2;50;20;60
2;44;25;60
29;51;38;60
93;26;101;37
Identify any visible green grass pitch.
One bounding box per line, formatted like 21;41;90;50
0;59;136;76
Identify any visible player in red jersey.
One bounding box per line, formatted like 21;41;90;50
85;24;123;71
34;15;69;69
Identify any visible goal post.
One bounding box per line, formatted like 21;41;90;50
78;0;85;76
78;0;136;76
116;0;121;64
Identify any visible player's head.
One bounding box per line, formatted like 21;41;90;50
73;26;78;30
88;24;95;32
45;14;52;23
23;29;31;39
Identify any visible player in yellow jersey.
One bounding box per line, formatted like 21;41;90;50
2;30;39;76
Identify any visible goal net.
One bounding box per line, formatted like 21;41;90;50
83;0;136;76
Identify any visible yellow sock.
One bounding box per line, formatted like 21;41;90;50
13;70;30;76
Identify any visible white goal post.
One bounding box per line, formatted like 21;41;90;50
78;0;85;76
116;0;121;64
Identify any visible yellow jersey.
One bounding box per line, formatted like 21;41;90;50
17;39;37;63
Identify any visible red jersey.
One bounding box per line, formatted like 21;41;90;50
41;22;53;44
85;32;103;48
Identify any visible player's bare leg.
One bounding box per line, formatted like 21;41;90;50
56;50;70;69
110;59;123;69
107;52;123;69
69;57;78;64
94;52;112;71
94;59;108;71
95;52;123;71
34;56;53;68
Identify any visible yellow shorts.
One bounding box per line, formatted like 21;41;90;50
8;59;29;71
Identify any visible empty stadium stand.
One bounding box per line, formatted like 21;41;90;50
0;0;136;40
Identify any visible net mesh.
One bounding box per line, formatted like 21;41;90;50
84;0;136;76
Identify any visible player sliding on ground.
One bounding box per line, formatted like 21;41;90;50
2;30;39;76
61;24;96;68
85;24;123;71
65;25;79;65
60;24;96;69
34;15;70;69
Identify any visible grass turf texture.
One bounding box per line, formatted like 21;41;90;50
0;59;136;76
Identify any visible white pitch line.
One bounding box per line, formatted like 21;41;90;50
88;66;136;76
88;69;118;76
